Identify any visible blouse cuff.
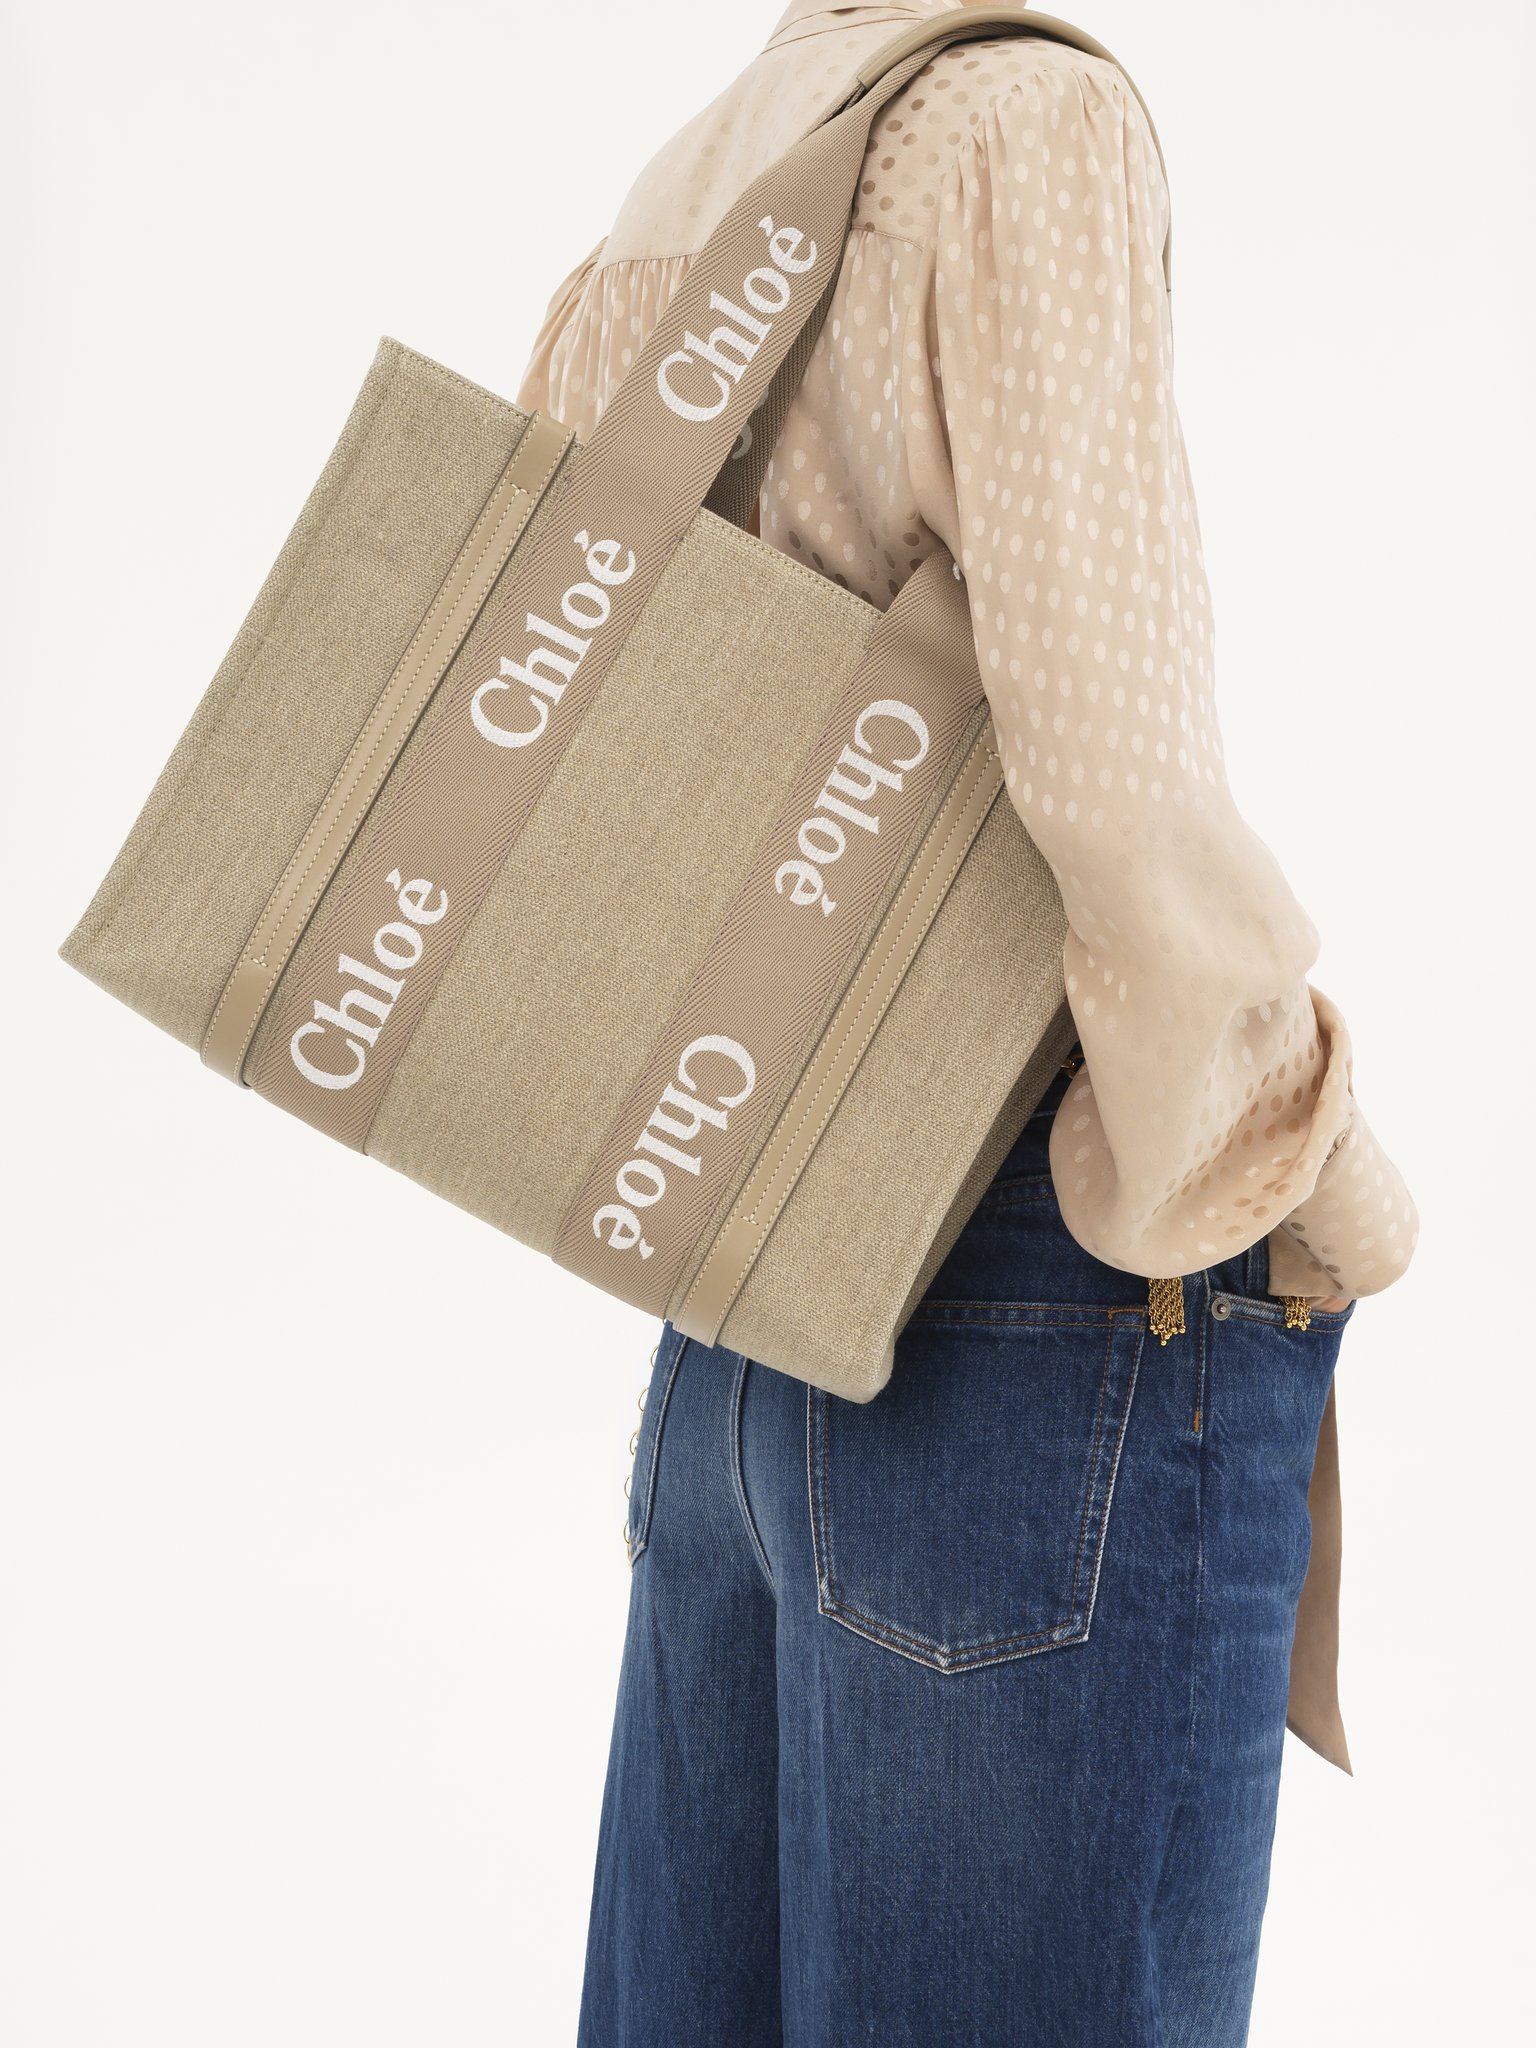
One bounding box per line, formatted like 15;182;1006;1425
1266;1095;1419;1300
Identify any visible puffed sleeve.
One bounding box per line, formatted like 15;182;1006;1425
908;53;1419;1298
514;235;608;421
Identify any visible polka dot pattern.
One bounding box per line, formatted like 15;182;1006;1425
516;0;1418;1300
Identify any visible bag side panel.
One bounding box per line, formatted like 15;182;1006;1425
58;340;529;1049
892;995;1078;1334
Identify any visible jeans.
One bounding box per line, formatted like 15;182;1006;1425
578;1050;1355;2046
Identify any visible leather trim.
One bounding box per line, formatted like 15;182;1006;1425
673;723;1005;1344
201;410;573;1083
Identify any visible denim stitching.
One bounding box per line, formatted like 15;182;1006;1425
817;1612;1087;1674
1074;1319;1145;1634
1198;1268;1212;1422
1060;1317;1118;1624
1214;1295;1354;1332
910;1303;1147;1328
1151;1273;1211;1930
808;1318;1139;1669
728;1353;777;1596
808;1387;836;1611
627;1332;687;1567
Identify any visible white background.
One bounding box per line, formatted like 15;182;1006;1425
3;1;1530;2039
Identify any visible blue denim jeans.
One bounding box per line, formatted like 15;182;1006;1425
579;1051;1355;2046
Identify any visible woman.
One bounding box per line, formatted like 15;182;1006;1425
517;3;1419;2040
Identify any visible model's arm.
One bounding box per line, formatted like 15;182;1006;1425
907;53;1418;1301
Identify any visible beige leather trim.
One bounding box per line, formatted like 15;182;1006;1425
673;723;1005;1345
201;410;573;1083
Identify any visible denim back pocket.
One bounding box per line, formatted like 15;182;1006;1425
808;1304;1144;1671
627;1321;688;1566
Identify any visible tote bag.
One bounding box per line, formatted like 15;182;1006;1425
58;6;1172;1400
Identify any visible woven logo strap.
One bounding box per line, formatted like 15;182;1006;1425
706;6;1173;528
550;552;993;1320
223;8;1156;1181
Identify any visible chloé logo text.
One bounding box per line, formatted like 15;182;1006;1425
657;215;818;425
591;1037;757;1261
289;870;448;1092
776;700;930;917
471;529;637;751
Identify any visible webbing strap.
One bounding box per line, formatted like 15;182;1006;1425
706;6;1173;528
230;7;1155;1181
674;718;1006;1345
550;552;990;1317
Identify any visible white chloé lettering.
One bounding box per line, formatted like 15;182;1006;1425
471;530;636;749
775;698;931;917
657;217;818;425
592;1035;758;1259
289;869;449;1091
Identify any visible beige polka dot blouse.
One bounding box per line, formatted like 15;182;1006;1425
515;0;1419;1306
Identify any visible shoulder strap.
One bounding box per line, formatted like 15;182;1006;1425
841;5;1170;211
702;4;1173;527
472;5;1167;645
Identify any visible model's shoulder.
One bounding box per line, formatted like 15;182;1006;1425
896;27;1147;153
851;29;1158;242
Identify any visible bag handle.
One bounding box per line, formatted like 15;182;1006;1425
702;5;1173;527
461;9;1166;686
560;4;1170;544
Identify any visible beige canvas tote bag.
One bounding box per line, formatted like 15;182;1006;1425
58;6;1175;1401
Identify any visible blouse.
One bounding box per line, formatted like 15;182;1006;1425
513;0;1420;1308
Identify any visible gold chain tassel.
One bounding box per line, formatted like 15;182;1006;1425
1147;1276;1310;1337
1147;1274;1185;1344
1067;1057;1194;1347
